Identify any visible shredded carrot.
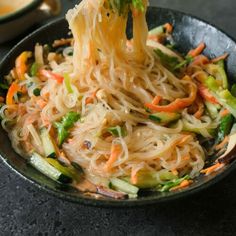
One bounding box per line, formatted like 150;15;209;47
198;84;219;104
152;95;162;105
211;53;229;63
131;169;138;185
164;23;173;33
39;69;64;83
36;98;47;109
215;136;229;151
190;55;209;66
220;109;230;117
6;83;20;105
15;51;32;80
105;144;122;171
188;42;206;58
200;162;224;175
132;8;140;17
85;90;97;105
145;77;197;112
42;92;50;100
170;179;192;191
194;97;204;119
182;155;190;161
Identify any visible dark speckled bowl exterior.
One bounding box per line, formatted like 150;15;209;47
1;7;236;207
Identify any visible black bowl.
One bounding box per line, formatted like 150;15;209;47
1;7;236;207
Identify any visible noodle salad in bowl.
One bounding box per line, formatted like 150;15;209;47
0;0;236;200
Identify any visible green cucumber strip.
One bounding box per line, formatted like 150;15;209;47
29;152;72;184
110;178;139;194
40;128;56;158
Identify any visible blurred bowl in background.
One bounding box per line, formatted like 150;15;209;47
0;0;61;44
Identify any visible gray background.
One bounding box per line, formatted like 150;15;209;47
1;0;236;235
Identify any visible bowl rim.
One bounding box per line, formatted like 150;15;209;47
1;6;236;207
0;0;42;24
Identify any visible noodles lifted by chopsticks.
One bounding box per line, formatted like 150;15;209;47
2;0;233;196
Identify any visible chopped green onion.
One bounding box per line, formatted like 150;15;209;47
154;49;180;72
64;73;73;94
54;111;80;146
109;0;144;15
174;55;193;70
108;125;127;137
159;175;190;192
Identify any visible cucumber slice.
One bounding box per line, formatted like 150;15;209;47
46;158;80;181
40;128;56;158
149;26;164;36
29;152;72;184
110;178;139;195
205;101;220;119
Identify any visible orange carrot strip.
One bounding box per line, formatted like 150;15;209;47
131;169;138;185
190;55;209;66
211;53;229;63
105;144;122;171
132;8;140;17
182;155;190;161
215;136;229;151
85;90;97;105
194;97;204;119
15;51;32;80
170;180;192;191
152;95;162;105
6;83;20;105
188;42;206;58
200;162;224;175
145;79;197;112
220;109;230;117
39;69;64;83
198;84;219;104
36;99;47;109
164;23;173;33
